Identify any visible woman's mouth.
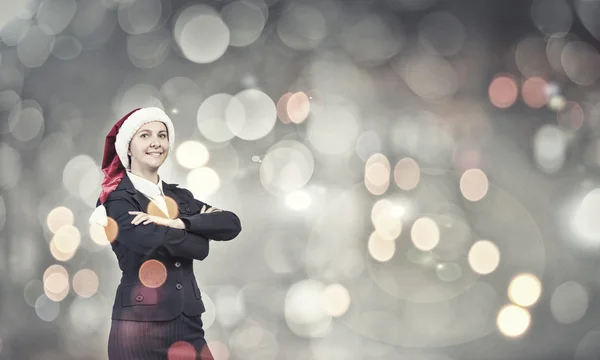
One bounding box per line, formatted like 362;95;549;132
146;151;163;158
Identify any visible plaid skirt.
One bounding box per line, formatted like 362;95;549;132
108;313;214;360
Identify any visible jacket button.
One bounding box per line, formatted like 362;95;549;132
175;262;181;268
185;207;191;213
176;283;183;290
135;295;144;302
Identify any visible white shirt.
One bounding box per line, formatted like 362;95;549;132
126;171;170;217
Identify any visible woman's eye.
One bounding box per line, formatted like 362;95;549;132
159;134;166;138
141;134;147;138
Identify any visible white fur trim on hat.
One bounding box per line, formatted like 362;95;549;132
115;107;175;170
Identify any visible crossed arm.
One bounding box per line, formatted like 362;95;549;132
105;198;210;260
104;196;242;260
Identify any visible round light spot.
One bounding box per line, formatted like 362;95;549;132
508;273;542;307
139;259;167;288
410;217;440;251
468;240;500;275
460;168;489;202
497;304;531;338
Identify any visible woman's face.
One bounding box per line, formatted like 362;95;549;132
128;121;169;171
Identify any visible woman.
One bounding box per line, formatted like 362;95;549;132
88;107;242;359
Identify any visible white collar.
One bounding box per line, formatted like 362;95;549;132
126;171;164;199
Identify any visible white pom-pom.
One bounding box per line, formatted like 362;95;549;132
88;204;108;227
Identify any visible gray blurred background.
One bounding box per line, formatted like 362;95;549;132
2;0;600;359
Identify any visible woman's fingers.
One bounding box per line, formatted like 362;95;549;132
131;213;149;225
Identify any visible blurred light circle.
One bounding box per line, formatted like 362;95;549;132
276;4;326;50
489;75;518;108
0;143;22;189
37;0;77;35
574;0;600;41
187;167;220;198
285;190;312;211
400;54;458;102
394;157;420;191
24;279;45;307
436;262;462;282
364;153;390;196
368;231;395;262
168;341;197;359
68;295;106;333
17;25;54;68
52;35;82;60
259;140;314;193
46;206;74;234
287;92;310;124
561;41;600;86
230;89;277;141
62;154;98;199
175;12;230;64
418;12;465;56
550;281;588;324
176;140;209;169
557;101;584;132
221;0;266;47
197;93;240;142
410;217;440;251
546;33;569;74
10;106;44;142
371;199;403;241
127;29;171;69
356;130;381;162
116;84;164;116
548;94;567;112
138;259;167;288
276;93;293;124
51;224;81;254
341;13;404;66
321;284;350;317
118;0;163;34
285;279;332;338
72;269;99;298
468;240;500;275
161;76;202;106
530;0;572;36
508;273;542;307
522;77;549;108
573;188;600;244
307;101;360;155
0;17;31;47
43;264;69;301
533;124;566;174
214;285;246;328
459;168;489;202
35;294;60;322
515;37;549;78
496;305;531;338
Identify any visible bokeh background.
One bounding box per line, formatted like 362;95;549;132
2;0;600;359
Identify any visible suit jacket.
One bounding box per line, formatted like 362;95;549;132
99;174;241;322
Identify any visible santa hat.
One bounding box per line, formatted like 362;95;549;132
88;107;175;226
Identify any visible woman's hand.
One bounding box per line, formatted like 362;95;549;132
200;205;222;214
129;211;185;229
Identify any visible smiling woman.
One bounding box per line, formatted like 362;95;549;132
88;107;242;360
127;121;169;182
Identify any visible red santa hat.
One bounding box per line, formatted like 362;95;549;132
88;107;175;226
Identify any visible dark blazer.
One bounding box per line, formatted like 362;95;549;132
99;174;241;322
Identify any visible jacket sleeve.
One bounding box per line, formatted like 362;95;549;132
104;197;210;260
178;191;242;241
